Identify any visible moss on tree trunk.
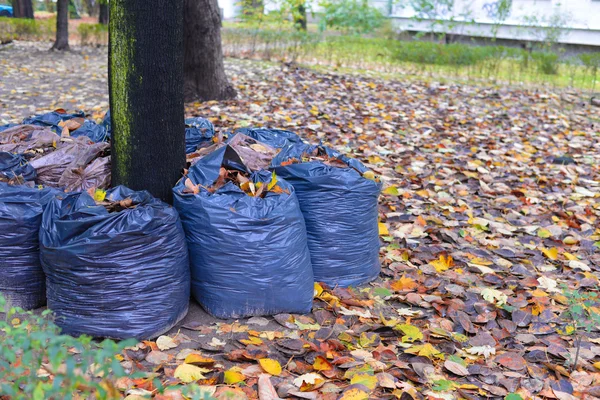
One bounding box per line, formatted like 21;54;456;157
109;0;185;203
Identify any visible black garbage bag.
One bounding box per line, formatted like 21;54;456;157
272;143;381;287
22;110;85;134
71;120;109;143
0;152;36;183
102;110;112;139
173;145;314;319
39;186;190;339
0;124;18;132
0;183;58;309
232;127;305;149
185;117;215;153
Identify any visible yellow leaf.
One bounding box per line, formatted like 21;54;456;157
537;228;551;238
93;189;106;202
224;368;245;384
313;355;333;371
184;354;215;366
593;361;600;370
363;171;376;181
314;282;324;297
430;254;454;273
350;373;378;390
404;343;441;359
240;336;263;346
383;186;399;196
390;276;418;292
339;388;369;400
378;222;389;236
396;324;423;343
564;252;578;261
174;364;206;383
267;171;278;191
258;358;282;376
542;247;558;260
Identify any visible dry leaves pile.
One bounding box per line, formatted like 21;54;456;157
2;42;600;400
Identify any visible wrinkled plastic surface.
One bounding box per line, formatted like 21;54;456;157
40;186;190;339
0;125;59;154
173;146;314;319
71;120;109;143
232;127;305;149
0;152;36;182
22;111;85;134
185;117;215;153
272;143;381;287
30;136;109;188
0;124;18;132
58;156;111;192
0;183;58;309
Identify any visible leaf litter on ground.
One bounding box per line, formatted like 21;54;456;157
1;41;600;400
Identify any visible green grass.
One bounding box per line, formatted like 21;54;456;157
221;26;600;91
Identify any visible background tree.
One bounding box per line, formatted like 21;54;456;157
11;0;34;18
109;0;185;203
184;0;236;101
52;0;69;51
98;0;108;24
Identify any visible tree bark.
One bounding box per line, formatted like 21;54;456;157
11;0;34;18
109;0;185;203
184;0;236;102
98;2;108;24
52;0;69;51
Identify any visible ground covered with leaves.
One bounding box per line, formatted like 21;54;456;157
2;41;600;400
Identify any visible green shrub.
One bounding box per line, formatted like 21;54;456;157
77;23;108;46
0;16;55;42
0;294;136;399
319;0;385;35
531;51;559;75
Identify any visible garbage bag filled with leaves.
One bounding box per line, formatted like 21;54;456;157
0;125;59;155
232;127;305;149
0;183;58;309
30;136;109;188
272;143;381;287
173;144;314;319
22;110;85;134
39;186;190;339
70;120;109;143
185;117;215;154
102;110;112;138
0;152;36;184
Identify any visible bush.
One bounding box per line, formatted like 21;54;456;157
0;294;136;399
320;0;385;35
77;23;108;46
531;51;559;75
0;16;55;42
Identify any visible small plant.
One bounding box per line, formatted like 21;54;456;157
559;286;600;372
0;294;137;399
77;23;109;46
579;53;600;93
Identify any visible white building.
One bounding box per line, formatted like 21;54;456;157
219;0;600;47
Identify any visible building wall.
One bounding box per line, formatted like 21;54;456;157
385;0;600;46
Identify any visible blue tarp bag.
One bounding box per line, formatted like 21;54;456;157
70;120;108;143
231;127;305;149
39;186;190;339
102;110;112;139
0;183;57;309
185;117;215;153
22;110;85;134
173;145;314;319
272;143;381;287
0;152;36;183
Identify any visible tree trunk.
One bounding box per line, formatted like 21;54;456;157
294;2;307;31
184;0;236;102
52;0;70;51
109;0;185;203
83;0;97;17
98;2;108;24
11;0;34;18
